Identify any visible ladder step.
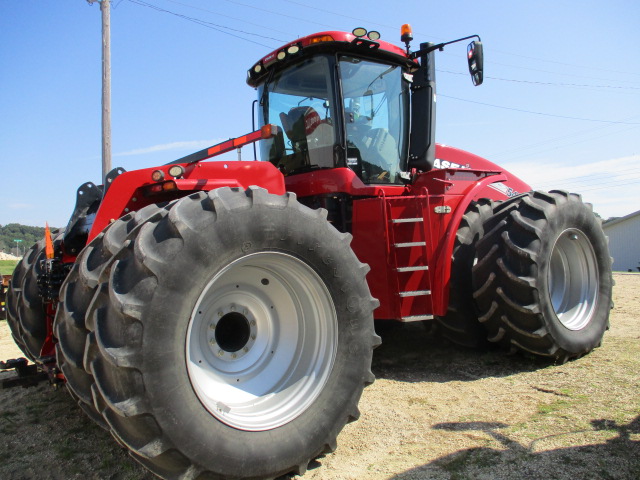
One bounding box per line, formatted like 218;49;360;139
391;217;423;223
396;265;429;272
399;290;432;297
401;315;434;322
394;241;426;248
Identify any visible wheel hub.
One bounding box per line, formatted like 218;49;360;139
207;306;257;360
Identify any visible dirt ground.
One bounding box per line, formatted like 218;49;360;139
1;273;638;480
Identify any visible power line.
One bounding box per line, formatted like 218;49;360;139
280;1;640;80
438;69;640;91
563;179;640;193
489;49;640;79
536;169;640;189
218;0;335;29
127;0;283;47
487;58;640;86
439;94;640;125
159;0;292;36
487;108;640;161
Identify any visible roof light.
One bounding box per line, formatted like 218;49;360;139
287;44;300;55
401;24;413;43
308;34;334;44
151;169;165;182
368;30;381;41
277;50;286;60
352;27;367;38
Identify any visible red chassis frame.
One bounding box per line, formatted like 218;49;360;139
48;129;529;363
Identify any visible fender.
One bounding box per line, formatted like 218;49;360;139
88;161;286;244
428;144;532;315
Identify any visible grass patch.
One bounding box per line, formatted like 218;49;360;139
0;260;18;275
537;398;571;415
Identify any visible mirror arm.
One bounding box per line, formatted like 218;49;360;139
409;34;481;59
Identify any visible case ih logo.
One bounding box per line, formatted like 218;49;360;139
304;110;321;135
432;158;469;169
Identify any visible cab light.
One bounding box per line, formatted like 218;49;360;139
352;27;367;38
401;24;413;43
308;35;334;44
260;123;279;138
151;169;165;182
277;50;286;60
287;45;300;54
168;165;185;178
368;30;381;41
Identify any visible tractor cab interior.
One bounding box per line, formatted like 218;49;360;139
258;53;410;184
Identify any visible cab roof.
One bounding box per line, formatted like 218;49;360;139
247;30;414;87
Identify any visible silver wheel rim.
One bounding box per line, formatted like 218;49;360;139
186;252;337;431
548;228;599;330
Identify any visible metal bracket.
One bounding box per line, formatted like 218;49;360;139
434;205;452;214
0;358;48;389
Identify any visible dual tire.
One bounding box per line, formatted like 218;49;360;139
472;190;612;361
6;233;62;360
439;190;612;361
55;187;379;479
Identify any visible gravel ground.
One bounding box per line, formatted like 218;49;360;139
0;273;638;480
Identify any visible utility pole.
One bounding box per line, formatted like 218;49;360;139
88;0;111;185
101;0;112;185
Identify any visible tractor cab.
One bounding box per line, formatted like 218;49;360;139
248;27;483;185
254;50;410;184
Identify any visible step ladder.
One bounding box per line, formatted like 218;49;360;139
384;195;434;322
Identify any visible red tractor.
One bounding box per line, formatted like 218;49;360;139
6;25;612;479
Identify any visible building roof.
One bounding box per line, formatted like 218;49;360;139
603;209;640;229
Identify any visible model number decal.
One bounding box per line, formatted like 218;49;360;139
489;182;519;198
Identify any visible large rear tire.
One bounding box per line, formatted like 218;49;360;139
472;190;612;361
6;233;61;360
54;204;170;426
435;199;494;348
84;187;379;479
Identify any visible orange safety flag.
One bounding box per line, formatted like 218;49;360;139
44;223;54;259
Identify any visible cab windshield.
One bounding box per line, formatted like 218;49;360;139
258;54;409;184
340;56;409;184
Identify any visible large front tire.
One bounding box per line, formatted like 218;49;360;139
472;190;612;361
85;187;379;479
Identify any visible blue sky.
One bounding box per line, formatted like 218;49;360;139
1;0;639;228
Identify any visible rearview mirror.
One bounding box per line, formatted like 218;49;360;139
467;41;483;86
